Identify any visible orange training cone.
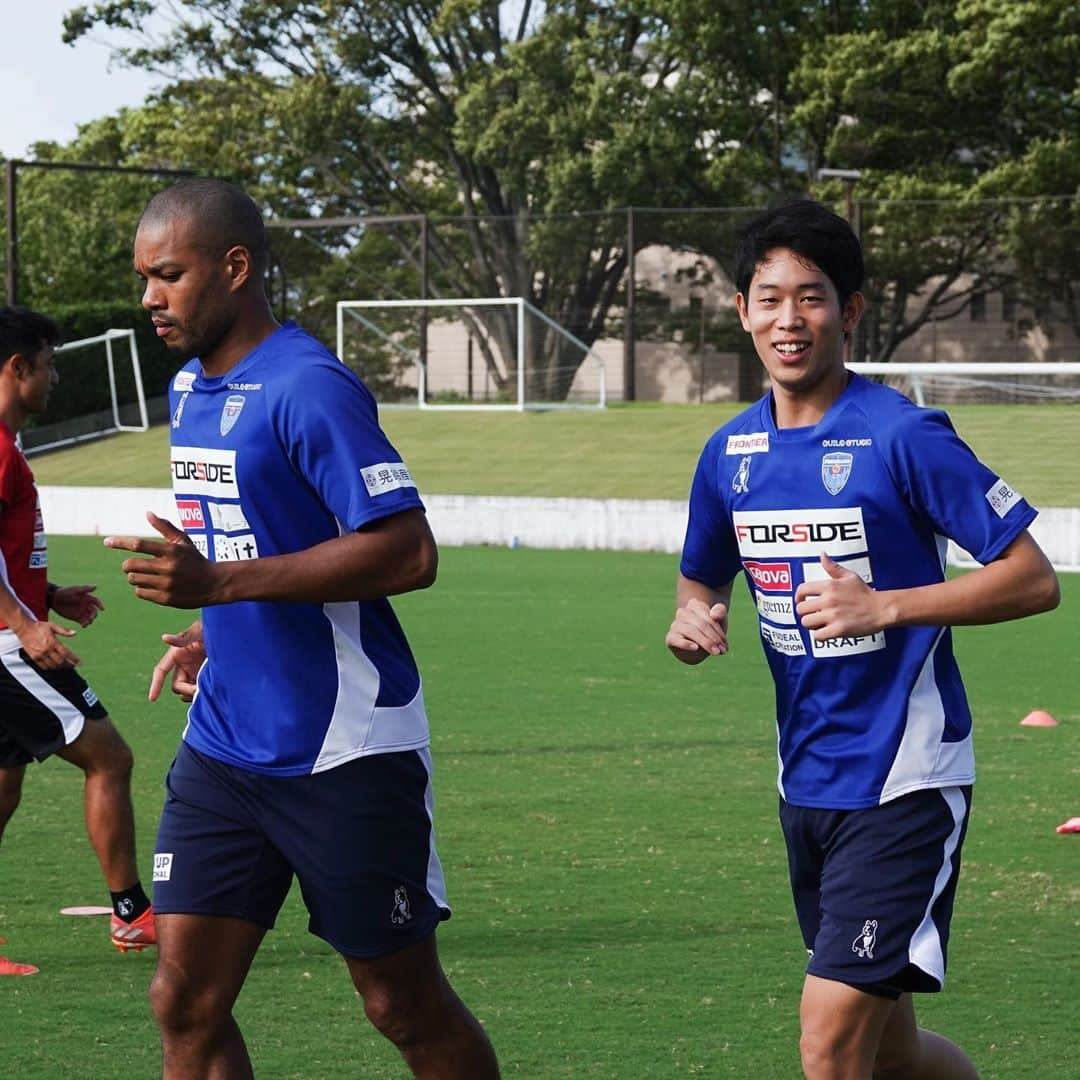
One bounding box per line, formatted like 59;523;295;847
1020;710;1058;727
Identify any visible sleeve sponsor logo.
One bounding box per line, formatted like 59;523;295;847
361;462;417;496
744;560;792;592
726;432;769;455
176;499;205;530
213;533;259;562
173;371;195;392
760;622;806;656
171;447;239;498
810;631;886;658
206;502;250;533
801;555;874;585
755;591;795;625
985;478;1022;519
734;508;866;558
29;551;47;569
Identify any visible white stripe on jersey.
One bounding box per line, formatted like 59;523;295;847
907;787;968;988
880;628;975;803
0;631;86;744
312;599;381;772
418;746;450;915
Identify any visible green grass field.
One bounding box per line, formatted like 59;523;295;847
3;540;1078;1078
29;402;1080;506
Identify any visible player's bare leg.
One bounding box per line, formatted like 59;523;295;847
345;933;499;1079
0;765;25;843
55;715;138;891
873;993;979;1079
150;913;265;1079
799;974;897;1079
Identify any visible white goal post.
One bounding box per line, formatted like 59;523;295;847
23;328;149;456
336;296;607;410
848;362;1080;407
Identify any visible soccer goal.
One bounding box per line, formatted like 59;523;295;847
848;361;1080;407
22;328;149;455
336;297;607;410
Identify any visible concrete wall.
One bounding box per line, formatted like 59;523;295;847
39;487;1080;571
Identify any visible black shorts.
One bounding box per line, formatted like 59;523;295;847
153;742;452;959
780;786;972;997
0;634;108;767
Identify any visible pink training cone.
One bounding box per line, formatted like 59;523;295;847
1020;710;1058;727
1056;817;1080;835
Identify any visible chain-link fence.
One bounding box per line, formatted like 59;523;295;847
5;172;1077;407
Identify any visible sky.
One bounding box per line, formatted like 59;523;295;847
1;0;159;159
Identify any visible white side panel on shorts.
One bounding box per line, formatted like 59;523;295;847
418;746;451;915
312;600;381;773
907;787;967;988
0;636;86;745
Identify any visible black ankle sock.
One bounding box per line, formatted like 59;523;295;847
111;883;150;923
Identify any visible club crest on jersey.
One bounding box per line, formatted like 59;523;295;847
732;455;752;494
219;394;246;437
821;452;853;495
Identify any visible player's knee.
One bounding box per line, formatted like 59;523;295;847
799;1024;853;1078
149;965;225;1039
361;977;449;1049
82;722;134;780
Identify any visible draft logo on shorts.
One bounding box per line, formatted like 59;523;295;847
821;452;853;495
390;886;412;925
82;687;99;708
220;394;246;437
852;919;878;959
153;853;174;883
732;455;751;494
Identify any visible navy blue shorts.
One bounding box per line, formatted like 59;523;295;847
780;786;972;997
153;742;451;959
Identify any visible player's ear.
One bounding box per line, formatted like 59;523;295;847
735;292;752;331
2;352;27;379
841;291;865;334
223;245;254;291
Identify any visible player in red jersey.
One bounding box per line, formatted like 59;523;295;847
0;307;155;968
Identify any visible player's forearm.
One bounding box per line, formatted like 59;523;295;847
879;532;1059;630
676;574;732;613
210;510;438;606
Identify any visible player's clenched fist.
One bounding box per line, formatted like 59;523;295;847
666;597;729;664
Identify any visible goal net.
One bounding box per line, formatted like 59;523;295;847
848;362;1080;407
336;297;607;409
22;329;149;455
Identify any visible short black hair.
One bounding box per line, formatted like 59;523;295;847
734;199;864;307
0;306;60;365
138;177;268;273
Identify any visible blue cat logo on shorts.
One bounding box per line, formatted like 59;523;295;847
220;394;246;437
822;452;853;495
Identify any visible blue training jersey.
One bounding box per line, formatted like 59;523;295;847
168;322;429;776
680;373;1036;809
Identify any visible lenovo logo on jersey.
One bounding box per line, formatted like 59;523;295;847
733;508;867;558
175;499;205;529
171;447;239;498
744;560;792;592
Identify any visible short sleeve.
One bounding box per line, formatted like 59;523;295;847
679;440;742;587
273;361;423;531
0;441;18;510
886;409;1036;564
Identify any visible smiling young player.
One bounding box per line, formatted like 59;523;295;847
665;200;1060;1079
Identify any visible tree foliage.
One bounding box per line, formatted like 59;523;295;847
7;0;1071;392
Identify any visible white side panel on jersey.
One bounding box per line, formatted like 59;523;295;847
312;600;382;772
370;684;430;749
879;629;974;802
0;634;86;745
907;787;968;988
418;746;451;915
